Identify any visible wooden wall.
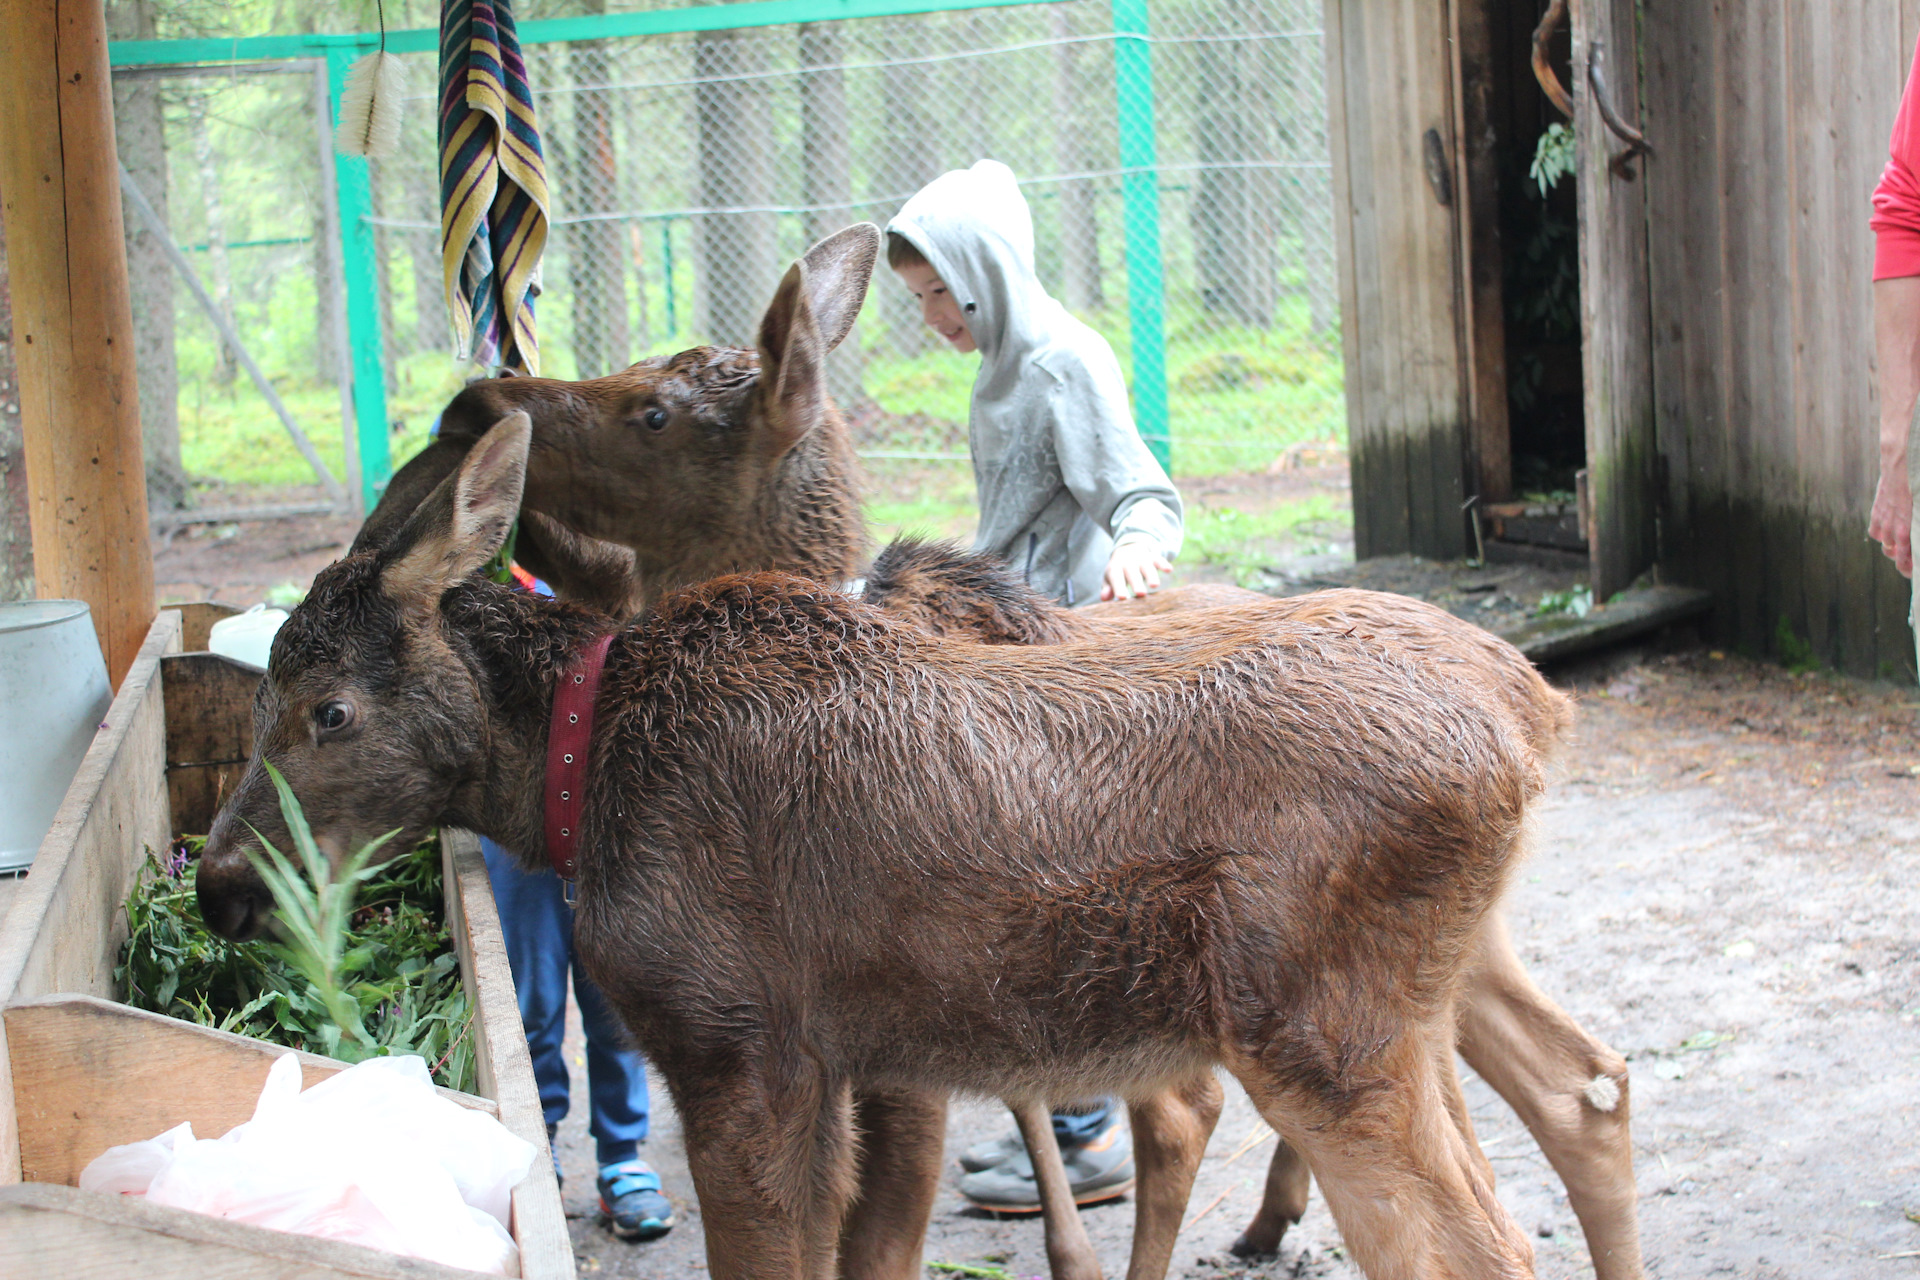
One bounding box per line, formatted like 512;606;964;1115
1642;0;1920;680
1325;0;1473;561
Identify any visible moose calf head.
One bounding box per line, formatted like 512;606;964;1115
197;414;558;939
355;224;881;608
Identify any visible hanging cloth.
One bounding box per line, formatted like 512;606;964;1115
439;0;550;375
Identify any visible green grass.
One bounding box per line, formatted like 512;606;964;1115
177;290;1344;506
861;293;1345;480
178;344;466;493
861;461;979;547
1184;493;1351;587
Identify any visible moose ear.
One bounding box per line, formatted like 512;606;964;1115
755;260;828;459
799;223;879;353
351;437;470;556
380;412;532;606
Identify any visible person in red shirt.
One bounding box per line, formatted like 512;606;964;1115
1870;35;1920;670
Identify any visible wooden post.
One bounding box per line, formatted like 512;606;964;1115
0;0;155;686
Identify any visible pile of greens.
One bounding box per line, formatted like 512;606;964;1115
117;776;475;1092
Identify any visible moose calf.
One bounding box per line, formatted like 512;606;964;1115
198;415;1542;1280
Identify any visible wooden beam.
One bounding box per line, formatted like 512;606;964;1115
0;0;155;686
1451;0;1512;504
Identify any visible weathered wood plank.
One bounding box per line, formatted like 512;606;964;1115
0;0;155;685
1452;0;1512;505
0;1183;488;1280
4;994;496;1188
1511;584;1714;664
1634;0;1915;676
442;830;573;1280
1576;0;1659;601
0;610;180;1182
160;652;261;836
172;601;242;654
1324;0;1466;560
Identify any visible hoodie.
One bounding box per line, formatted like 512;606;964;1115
887;160;1183;606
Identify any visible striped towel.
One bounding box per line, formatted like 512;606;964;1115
439;0;549;375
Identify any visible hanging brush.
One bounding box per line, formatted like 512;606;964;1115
335;0;405;158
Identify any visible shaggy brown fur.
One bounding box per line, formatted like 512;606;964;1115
862;541;1635;1279
199;421;1540;1280
342;224;1637;1277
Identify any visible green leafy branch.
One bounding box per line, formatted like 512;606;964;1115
243;761;399;1055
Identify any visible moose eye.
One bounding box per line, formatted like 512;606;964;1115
642;407;669;431
314;700;355;735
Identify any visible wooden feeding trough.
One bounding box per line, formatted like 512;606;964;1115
0;609;574;1279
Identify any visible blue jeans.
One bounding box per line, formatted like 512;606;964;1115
1052;1100;1117;1144
484;839;650;1167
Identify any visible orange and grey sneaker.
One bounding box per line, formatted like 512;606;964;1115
956;1121;1135;1213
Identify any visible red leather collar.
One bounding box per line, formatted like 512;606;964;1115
543;633;614;882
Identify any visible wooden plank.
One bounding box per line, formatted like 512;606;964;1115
4;994;496;1188
441;830;574;1280
1322;0;1370;549
0;610;179;1182
1451;0;1512;505
1326;0;1468;561
1406;0;1468;559
0;1183;488;1280
172;601;242;654
1575;0;1659;601
0;0;155;684
160;652;261;836
1510;584;1714;664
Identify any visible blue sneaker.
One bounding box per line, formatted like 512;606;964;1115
597;1159;674;1241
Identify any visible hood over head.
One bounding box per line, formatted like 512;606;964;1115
886;160;1062;375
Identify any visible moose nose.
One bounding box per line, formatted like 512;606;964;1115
195;853;274;941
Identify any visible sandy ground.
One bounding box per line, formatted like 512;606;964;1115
547;642;1920;1280
147;489;1920;1279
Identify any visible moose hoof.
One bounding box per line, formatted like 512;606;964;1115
1229;1230;1284;1261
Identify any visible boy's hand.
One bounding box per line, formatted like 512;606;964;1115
1101;542;1173;601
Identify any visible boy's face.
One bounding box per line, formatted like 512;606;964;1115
893;263;977;354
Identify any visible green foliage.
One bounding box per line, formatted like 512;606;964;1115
1534;585;1593;619
243;762;402;1054
1529;123;1576;197
1774;615;1820;674
117;800;474;1091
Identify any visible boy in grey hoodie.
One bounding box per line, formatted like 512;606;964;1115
886;159;1184;606
886;160;1183;1209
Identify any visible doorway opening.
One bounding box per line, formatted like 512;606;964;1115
1478;0;1588;563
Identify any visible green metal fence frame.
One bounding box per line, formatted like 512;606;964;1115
108;0;1170;509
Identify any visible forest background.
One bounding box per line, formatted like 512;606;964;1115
0;0;1359;597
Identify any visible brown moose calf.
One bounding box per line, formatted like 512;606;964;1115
198;417;1539;1280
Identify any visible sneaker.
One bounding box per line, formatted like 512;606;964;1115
958;1130;1027;1172
957;1122;1135;1213
597;1159;675;1241
546;1122;563;1190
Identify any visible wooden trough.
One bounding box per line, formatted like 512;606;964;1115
0;608;574;1279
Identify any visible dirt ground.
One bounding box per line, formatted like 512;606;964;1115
149;490;1920;1280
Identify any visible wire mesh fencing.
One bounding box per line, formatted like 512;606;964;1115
114;0;1342;512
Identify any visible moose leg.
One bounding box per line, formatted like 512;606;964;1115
1228;1142;1311;1259
1012;1101;1103;1280
1233;1030;1535;1280
1456;915;1643;1280
839;1088;949;1280
678;1063;860;1280
1124;1074;1223;1280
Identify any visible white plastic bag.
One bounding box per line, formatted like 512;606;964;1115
81;1053;534;1276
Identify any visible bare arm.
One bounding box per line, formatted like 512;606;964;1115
1872;276;1920;578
